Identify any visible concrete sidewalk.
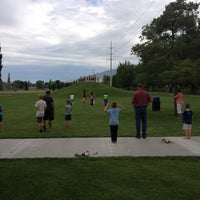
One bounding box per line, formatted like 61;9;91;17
0;137;200;158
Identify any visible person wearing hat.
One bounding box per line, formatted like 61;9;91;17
43;89;55;131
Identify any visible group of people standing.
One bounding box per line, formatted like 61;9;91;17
35;89;55;132
104;83;193;143
34;89;109;133
81;89;96;106
34;84;193;142
35;89;73;132
104;83;151;143
174;89;193;139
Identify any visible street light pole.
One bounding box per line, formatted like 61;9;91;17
110;41;113;87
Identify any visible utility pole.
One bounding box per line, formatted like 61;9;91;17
109;41;113;87
170;18;177;116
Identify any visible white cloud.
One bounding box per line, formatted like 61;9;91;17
0;0;176;82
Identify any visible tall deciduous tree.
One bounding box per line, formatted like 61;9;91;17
102;75;110;85
114;60;135;90
35;80;45;89
131;0;200;92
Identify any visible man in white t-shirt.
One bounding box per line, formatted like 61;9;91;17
69;93;75;105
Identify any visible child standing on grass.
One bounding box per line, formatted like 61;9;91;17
0;104;3;131
35;95;47;132
90;92;95;106
103;92;108;106
82;89;87;103
65;100;72;131
69;93;75;106
104;102;125;143
183;103;193;139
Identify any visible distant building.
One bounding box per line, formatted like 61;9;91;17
79;75;98;83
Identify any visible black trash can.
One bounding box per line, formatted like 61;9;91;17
152;96;160;111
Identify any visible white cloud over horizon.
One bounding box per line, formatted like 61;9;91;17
0;0;186;83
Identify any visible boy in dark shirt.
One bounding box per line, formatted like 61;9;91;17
43;89;54;131
183;103;193;139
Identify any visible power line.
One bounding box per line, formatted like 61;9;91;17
105;0;199;71
113;0;157;53
112;0;175;62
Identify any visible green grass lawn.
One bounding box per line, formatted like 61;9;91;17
1;83;200;199
0;82;200;138
0;157;200;200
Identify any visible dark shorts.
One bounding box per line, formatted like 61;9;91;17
37;117;44;123
44;109;54;121
0;115;2;122
65;114;71;121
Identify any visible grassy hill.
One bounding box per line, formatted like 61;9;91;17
54;82;132;98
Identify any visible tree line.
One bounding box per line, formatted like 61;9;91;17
4;79;73;91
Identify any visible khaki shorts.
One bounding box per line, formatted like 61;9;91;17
177;104;182;114
183;123;192;130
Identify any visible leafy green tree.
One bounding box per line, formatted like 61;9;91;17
12;80;30;90
35;80;45;89
131;0;200;91
55;80;65;89
114;61;135;90
102;75;110;85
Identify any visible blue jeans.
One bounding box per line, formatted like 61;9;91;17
135;107;147;137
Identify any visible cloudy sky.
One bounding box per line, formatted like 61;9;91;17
0;0;192;83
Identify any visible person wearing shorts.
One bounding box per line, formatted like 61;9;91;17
174;89;184;119
65;100;72;131
43;89;54;131
82;89;87;103
183;103;193;139
35;95;47;132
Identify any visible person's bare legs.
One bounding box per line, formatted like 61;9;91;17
66;121;71;131
48;120;52;131
0;122;3;131
39;121;44;132
184;130;191;139
188;130;191;139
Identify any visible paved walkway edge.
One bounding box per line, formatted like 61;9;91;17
0;137;200;158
